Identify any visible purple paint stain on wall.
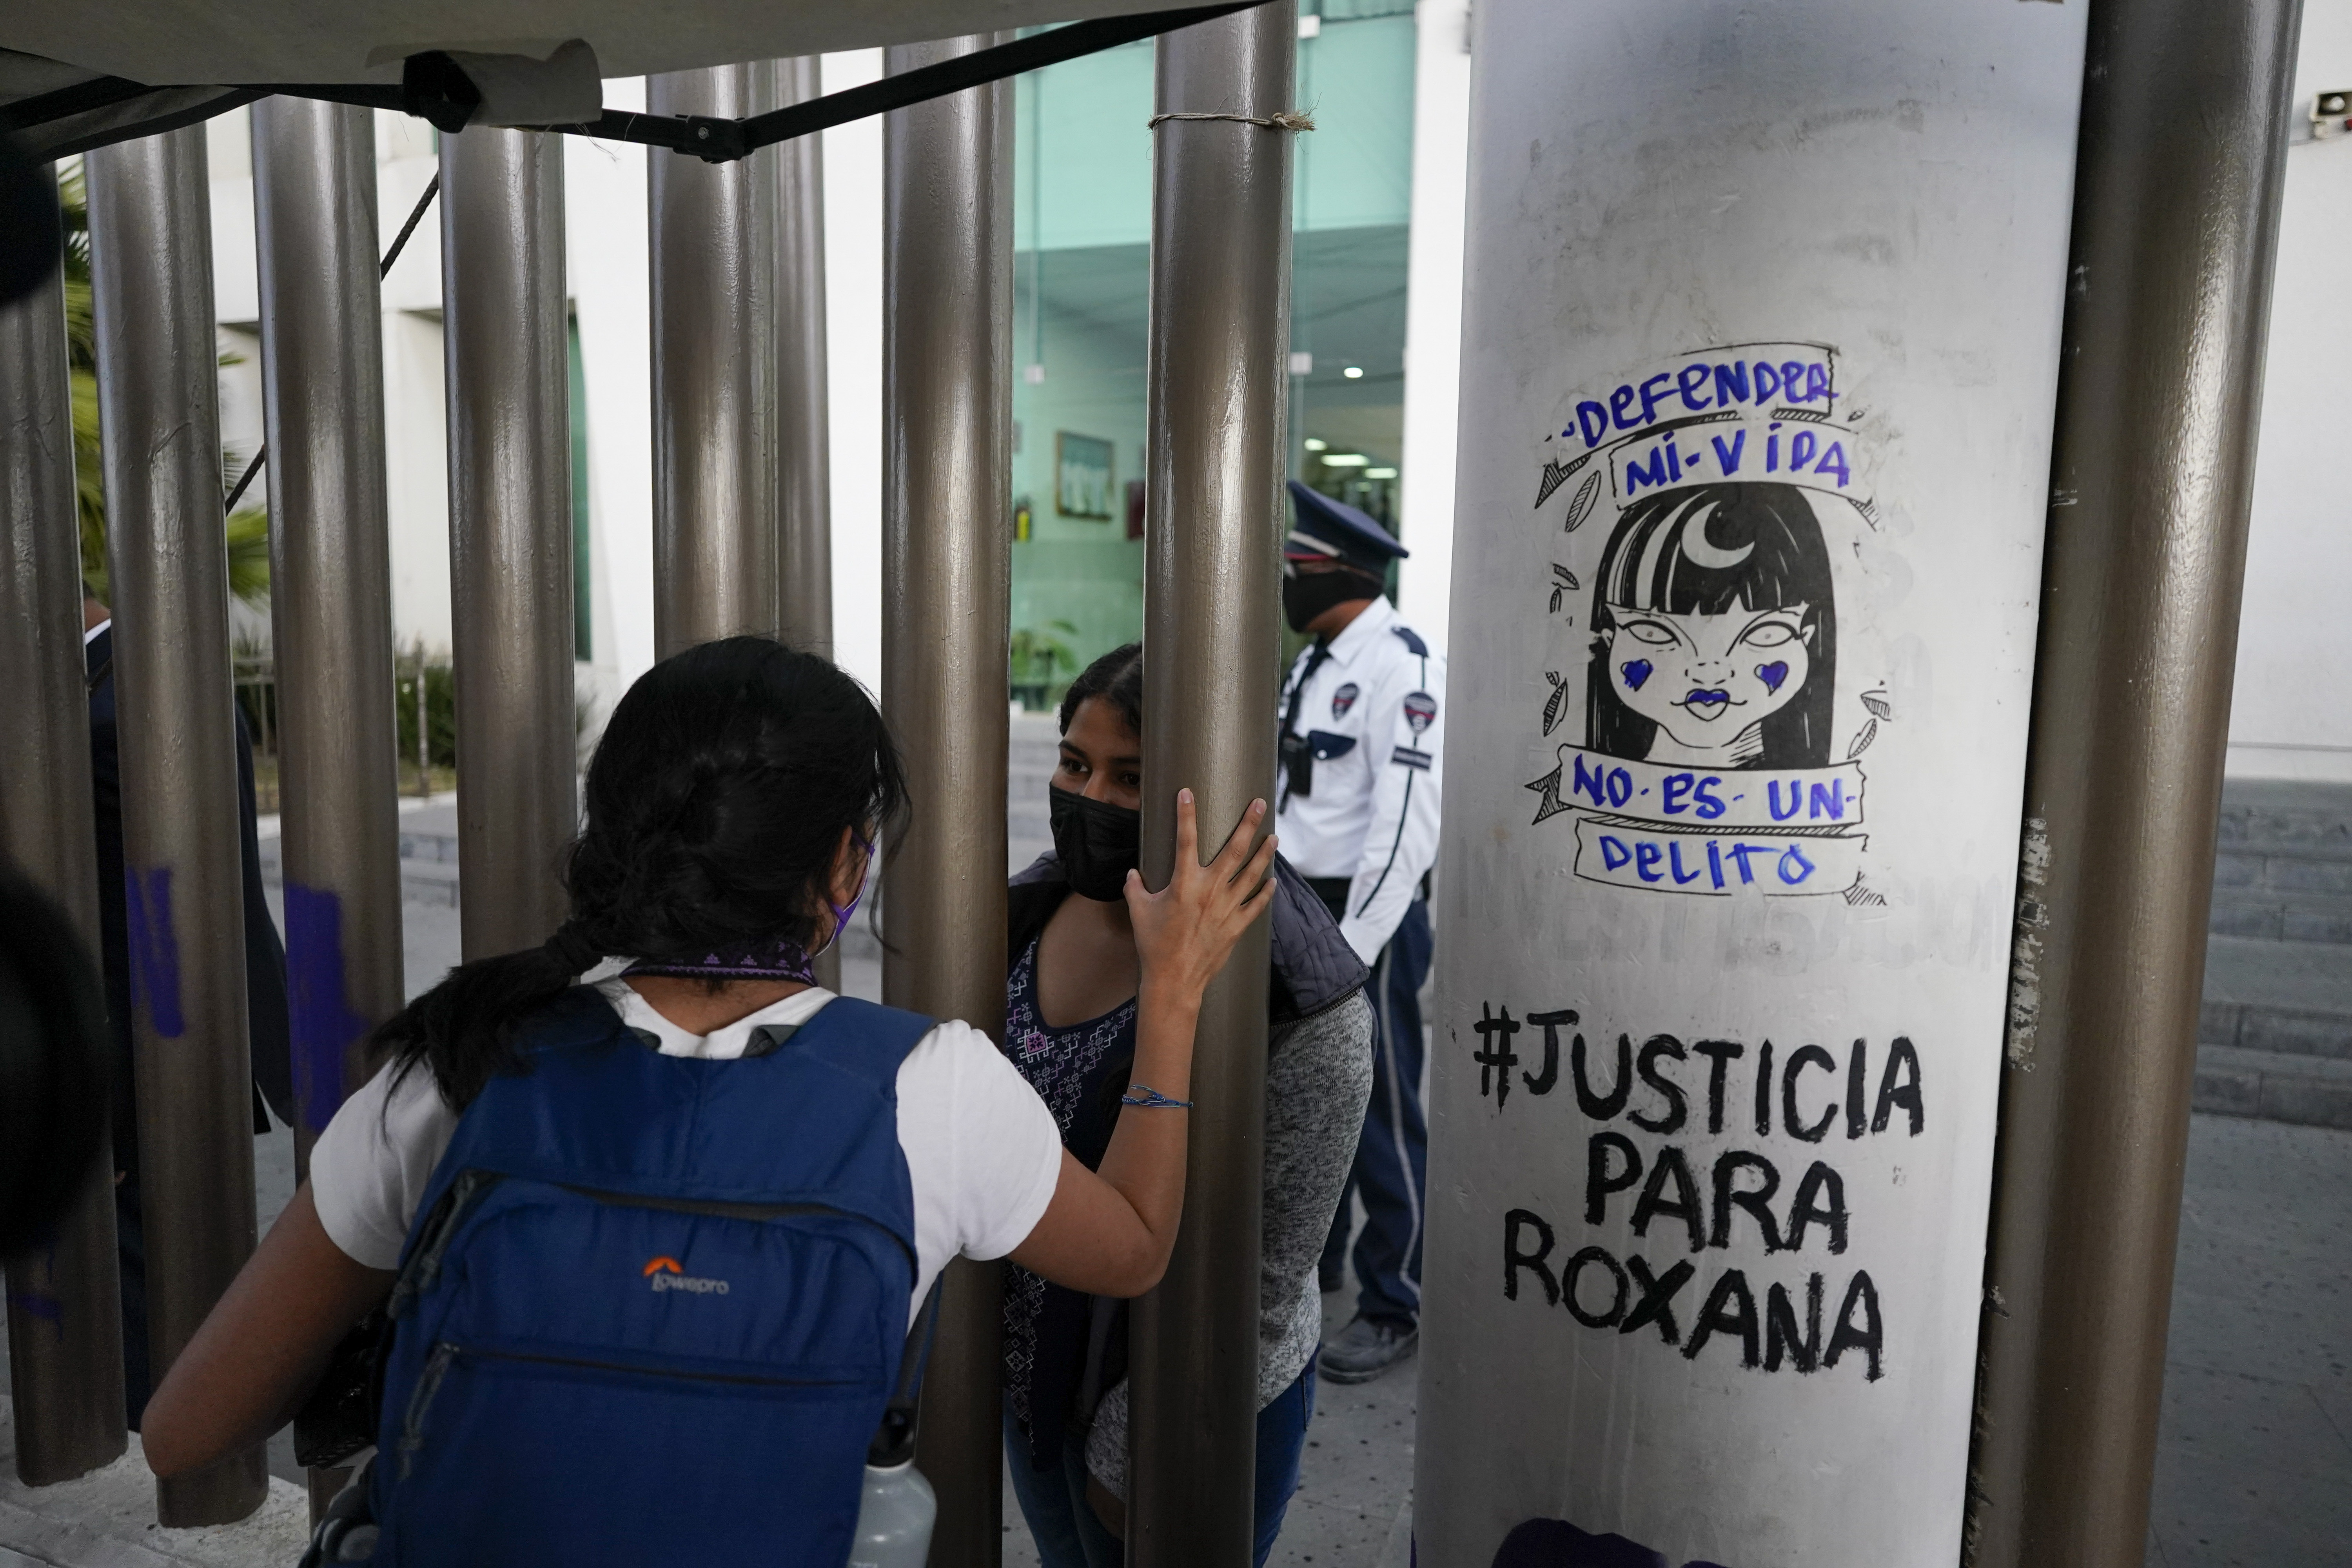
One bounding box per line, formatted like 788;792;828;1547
286;883;372;1134
123;866;184;1037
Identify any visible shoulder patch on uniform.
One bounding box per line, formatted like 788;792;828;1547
1392;746;1432;770
1403;691;1438;734
1391;625;1428;657
1330;682;1359;718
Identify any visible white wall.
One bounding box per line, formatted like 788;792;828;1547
565;78;654;704
2227;0;2352;782
1394;0;1471;656
376;121;452;660
824;49;887;703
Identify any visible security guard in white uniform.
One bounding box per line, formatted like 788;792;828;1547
1276;481;1444;1383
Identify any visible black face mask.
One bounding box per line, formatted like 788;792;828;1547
1282;566;1381;633
1048;784;1142;902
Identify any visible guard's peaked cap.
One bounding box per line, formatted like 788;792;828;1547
1285;479;1406;575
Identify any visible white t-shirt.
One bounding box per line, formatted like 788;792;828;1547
308;982;1065;1318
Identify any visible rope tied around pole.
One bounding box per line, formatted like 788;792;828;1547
1146;108;1316;132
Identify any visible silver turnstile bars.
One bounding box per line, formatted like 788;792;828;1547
882;34;1014;1568
441;128;577;962
251;98;404;1156
650;64;781;657
85;125;268;1527
1130;5;1295;1563
0;163;129;1490
773;55;835;663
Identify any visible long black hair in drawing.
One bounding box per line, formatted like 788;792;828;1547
1586;482;1836;768
374;636;909;1110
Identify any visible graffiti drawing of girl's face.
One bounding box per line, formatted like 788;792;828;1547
1602;603;1813;759
1586;483;1838;770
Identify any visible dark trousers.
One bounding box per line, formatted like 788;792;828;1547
1003;1354;1317;1568
1320;897;1432;1327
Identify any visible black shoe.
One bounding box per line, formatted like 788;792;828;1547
1318;1314;1417;1384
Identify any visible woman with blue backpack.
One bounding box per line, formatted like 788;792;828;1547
138;636;1275;1567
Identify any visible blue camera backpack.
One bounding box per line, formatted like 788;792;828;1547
362;985;935;1567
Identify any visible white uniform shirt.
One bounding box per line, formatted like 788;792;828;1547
1274;596;1445;965
308;982;1065;1321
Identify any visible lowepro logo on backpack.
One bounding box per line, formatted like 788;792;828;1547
642;1256;730;1295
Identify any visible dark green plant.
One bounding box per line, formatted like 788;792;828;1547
395;662;457;771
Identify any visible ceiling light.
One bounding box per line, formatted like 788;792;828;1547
1365;466;1397;479
1343;365;1364;379
1303;437;1328;452
1321;453;1369;468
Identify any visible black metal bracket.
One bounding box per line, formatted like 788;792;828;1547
242;0;1267;163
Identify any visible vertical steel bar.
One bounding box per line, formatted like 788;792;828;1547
882;34;1013;1568
1968;0;2302;1562
252;100;404;1519
441;129;576;962
649;64;779;658
251;98;403;1159
85;126;267;1527
0;166;129;1489
773;54;835;662
773;54;840;993
1130;7;1293;1563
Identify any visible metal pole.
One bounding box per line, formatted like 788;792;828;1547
649;64;779;658
773;54;834;662
252;97;403;1157
773;54;840;993
0;166;129;1490
252;102;404;1517
1130;7;1292;1563
1968;0;2301;1561
882;35;1012;1568
441;128;577;962
85;125;267;1527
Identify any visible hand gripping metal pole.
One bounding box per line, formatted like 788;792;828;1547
441;129;577;961
85;126;267;1526
1967;0;2303;1561
1131;5;1293;1563
650;63;780;657
0;165;129;1489
882;34;1013;1568
773;55;834;663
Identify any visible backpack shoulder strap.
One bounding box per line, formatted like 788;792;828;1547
783;996;937;1098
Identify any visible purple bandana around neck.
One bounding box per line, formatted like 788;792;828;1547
624;939;817;984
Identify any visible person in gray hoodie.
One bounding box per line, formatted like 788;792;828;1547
999;642;1374;1568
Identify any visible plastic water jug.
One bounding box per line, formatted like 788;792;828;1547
848;1460;936;1568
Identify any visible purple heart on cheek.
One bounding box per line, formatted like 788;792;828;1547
1620;660;1653;691
1756;661;1790;693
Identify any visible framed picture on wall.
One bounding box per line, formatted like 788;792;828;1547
1056;432;1115;519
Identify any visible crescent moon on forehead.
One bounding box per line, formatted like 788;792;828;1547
1679;504;1754;570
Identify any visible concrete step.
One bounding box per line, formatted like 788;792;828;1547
2213;777;2352;859
2199;936;2352;1065
2208;886;2352;946
2209;779;2352;949
2192;1044;2352;1130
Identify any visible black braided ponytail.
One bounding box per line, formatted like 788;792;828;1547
373;637;908;1109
